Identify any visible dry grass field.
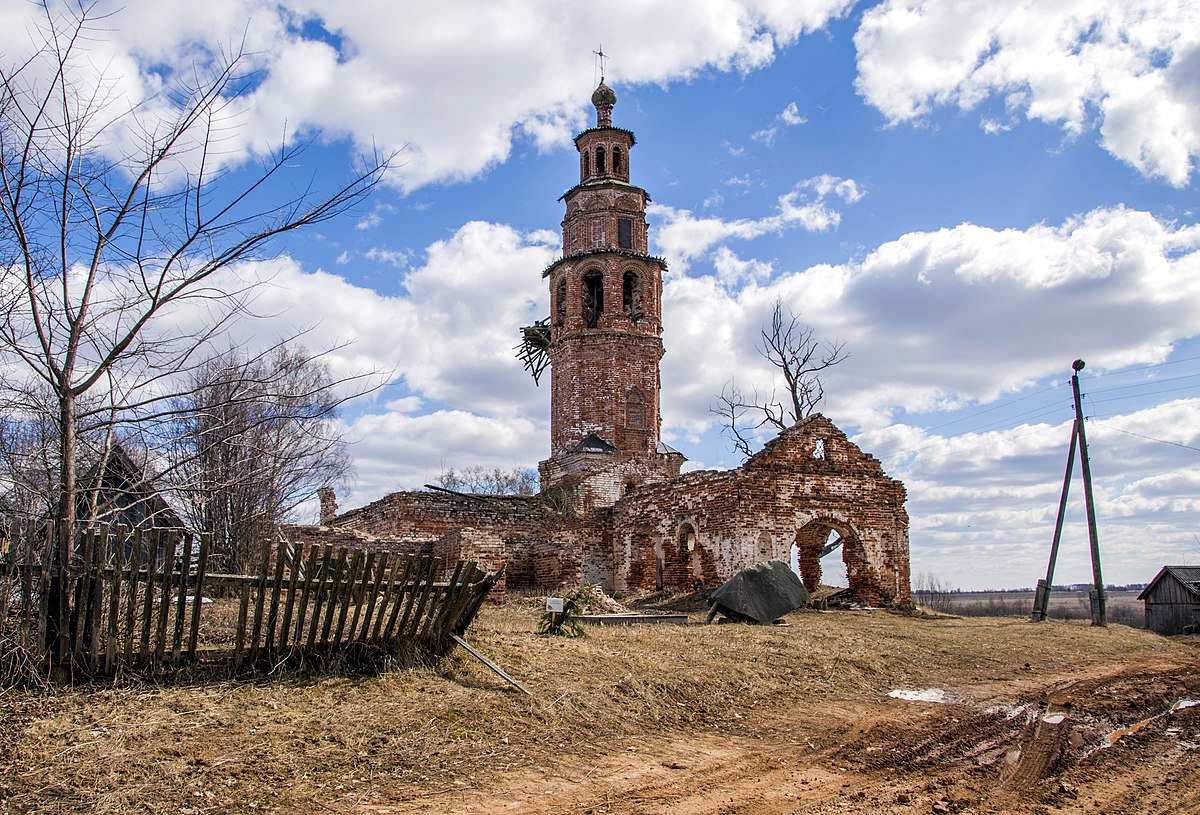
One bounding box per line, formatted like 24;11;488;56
0;596;1197;814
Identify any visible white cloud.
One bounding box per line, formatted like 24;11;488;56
779;101;807;126
341;409;544;505
651;174;863;273
752;126;779;144
658;206;1200;440
363;247;412;268
751;101;807;144
713;246;774;287
854;399;1200;589
854;0;1200;185
5;0;856;193
356;203;396;231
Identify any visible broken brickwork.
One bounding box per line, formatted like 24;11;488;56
288;81;911;607
605;416;910;606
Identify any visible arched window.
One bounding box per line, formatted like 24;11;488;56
555;277;567;325
622;270;643;319
612;146;622;173
581;151;589;179
626;388;646;430
582;272;603;327
596;146;606;174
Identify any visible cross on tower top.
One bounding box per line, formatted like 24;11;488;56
593;45;607;82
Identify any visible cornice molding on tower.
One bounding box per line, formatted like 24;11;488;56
558;178;650;202
573;126;636;146
541;249;668;278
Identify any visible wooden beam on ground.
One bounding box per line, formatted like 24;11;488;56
449;634;531;696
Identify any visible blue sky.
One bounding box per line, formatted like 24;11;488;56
10;0;1199;590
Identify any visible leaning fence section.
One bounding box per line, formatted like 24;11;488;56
0;522;498;683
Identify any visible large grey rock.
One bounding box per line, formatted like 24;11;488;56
707;560;810;624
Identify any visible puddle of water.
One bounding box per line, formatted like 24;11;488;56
1041;712;1067;725
1101;698;1198;748
888;688;949;703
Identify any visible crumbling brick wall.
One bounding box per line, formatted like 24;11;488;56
322;489;564;596
434;528;508;602
309;417;909;607
607;416;911;606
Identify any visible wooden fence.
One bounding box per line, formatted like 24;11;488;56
0;523;500;683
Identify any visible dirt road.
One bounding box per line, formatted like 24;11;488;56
411;656;1200;815
3;612;1197;815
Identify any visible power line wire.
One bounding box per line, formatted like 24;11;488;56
1087;421;1200;454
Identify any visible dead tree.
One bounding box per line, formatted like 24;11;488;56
434;465;539;496
159;345;359;573
713;299;847;458
0;3;391;532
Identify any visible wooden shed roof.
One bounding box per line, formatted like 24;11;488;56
1137;566;1200;601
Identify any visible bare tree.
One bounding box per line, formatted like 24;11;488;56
712;299;847;457
0;3;390;532
913;571;955;613
161;345;357;573
434;466;539;496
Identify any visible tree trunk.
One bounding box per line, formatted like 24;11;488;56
56;390;77;529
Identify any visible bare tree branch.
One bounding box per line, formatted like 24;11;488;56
712;298;848;458
0;3;393;532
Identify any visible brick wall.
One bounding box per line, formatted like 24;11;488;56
606;415;911;606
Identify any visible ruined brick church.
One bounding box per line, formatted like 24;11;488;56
298;82;911;606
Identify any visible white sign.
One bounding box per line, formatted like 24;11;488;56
546;597;564;613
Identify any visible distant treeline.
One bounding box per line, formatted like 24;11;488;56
939;584;1147;594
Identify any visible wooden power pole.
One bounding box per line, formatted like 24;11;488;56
1033;359;1107;626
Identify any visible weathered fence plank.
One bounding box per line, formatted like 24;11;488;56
138;530;160;664
0;526;498;685
105;526;126;674
319;548;350;646
122;529;142;667
172;533;192;664
305;545;334;649
187;533;211;660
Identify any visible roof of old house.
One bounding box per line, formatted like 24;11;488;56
1137;566;1200;600
78;443;185;529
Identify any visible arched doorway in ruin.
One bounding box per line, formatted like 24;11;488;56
672;522;717;591
793;517;868;600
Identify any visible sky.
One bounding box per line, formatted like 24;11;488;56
6;0;1199;591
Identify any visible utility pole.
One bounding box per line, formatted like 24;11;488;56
1071;359;1107;626
1032;419;1076;622
1032;359;1106;626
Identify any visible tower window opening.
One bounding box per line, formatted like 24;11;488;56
596;146;606;174
555;277;567;325
581;151;589;179
612;146;622;173
583;272;603;327
622;270;643;319
617;218;632;250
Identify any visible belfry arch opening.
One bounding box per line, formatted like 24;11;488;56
622;270;641;317
582;271;603;327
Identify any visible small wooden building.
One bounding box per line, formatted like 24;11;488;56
1138;566;1200;635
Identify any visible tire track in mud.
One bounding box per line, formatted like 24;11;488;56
398;655;1200;815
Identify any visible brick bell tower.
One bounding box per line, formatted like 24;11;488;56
526;80;685;509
